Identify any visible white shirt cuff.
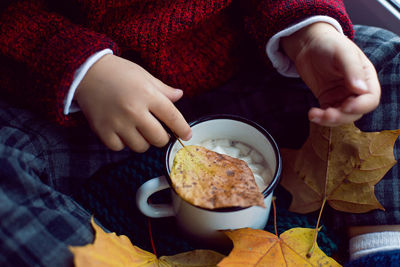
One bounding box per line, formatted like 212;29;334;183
266;15;344;78
349;231;400;261
63;48;114;115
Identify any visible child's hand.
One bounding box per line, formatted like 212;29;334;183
75;54;192;152
281;22;381;127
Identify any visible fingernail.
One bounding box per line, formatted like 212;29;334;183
170;88;182;97
353;79;368;91
310;117;321;124
182;131;192;141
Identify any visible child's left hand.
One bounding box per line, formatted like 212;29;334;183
281;22;381;127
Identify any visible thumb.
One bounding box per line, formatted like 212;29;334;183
336;41;381;114
338;44;370;95
348;78;368;94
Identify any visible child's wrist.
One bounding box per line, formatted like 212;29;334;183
74;53;113;102
280;22;339;62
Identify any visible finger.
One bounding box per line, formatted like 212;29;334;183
147;74;184;102
136;64;184;102
309;107;362;127
156;85;184;103
135;113;171;147
117;128;150;153
341;94;380;115
97;131;125;151
150;96;192;141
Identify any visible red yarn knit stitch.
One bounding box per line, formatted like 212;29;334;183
0;0;353;125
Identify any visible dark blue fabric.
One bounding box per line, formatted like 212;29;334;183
0;144;93;266
345;250;400;267
0;102;132;266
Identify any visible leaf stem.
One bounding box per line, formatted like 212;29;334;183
148;218;157;258
307;197;326;258
272;197;278;236
307;127;332;258
171;131;186;148
176;138;185;148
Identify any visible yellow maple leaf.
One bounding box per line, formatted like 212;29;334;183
170;145;265;209
69;218;224;267
69;218;163;266
281;122;400;214
218;227;340;267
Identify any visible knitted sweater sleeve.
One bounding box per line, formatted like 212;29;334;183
0;0;119;125
245;0;354;52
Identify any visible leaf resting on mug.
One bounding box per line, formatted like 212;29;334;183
170;145;265;209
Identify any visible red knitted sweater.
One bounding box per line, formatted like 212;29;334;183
0;0;353;125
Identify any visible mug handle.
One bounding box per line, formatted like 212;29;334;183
135;175;175;218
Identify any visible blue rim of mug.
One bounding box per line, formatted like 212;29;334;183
164;114;282;212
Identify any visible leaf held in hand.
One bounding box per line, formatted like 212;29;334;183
69;218;224;267
218;227;340;267
281;123;400;214
170;145;265;209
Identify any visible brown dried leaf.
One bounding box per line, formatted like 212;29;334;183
281;123;400;214
170;145;265;209
161;249;225;266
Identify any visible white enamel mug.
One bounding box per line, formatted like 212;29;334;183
136;115;282;245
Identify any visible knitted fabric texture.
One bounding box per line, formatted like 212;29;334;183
0;0;353;125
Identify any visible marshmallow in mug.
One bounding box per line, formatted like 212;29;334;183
199;138;273;191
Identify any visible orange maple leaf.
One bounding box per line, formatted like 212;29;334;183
280;123;400;214
218;227;340;267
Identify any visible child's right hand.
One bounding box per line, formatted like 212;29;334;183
75;54;192;152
